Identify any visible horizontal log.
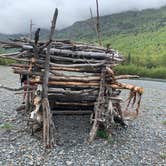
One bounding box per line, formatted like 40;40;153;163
111;82;144;94
13;68;43;77
49;75;101;83
115;75;139;80
48;87;98;94
50;70;100;77
48;93;97;102
12;68;104;83
0;54;29;63
11;63;105;73
32;80;99;87
50;101;94;106
52;110;93;115
48;55;101;64
48;61;106;68
46;48;123;61
50;66;101;73
0;52;20;57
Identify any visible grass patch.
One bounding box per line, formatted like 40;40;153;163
115;64;166;79
97;129;114;143
0;58;16;65
97;129;109;139
0;123;13;130
160;153;166;159
162;120;166;126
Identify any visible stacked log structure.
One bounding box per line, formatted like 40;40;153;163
0;10;143;147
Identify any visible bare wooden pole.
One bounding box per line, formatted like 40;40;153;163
96;0;102;46
88;68;106;143
42;8;58;148
29;20;34;40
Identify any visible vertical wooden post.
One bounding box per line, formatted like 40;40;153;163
96;0;102;46
29;20;34;40
42;8;58;148
88;68;106;143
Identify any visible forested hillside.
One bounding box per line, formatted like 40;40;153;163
56;6;166;40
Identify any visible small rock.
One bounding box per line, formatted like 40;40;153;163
28;161;34;166
107;160;113;166
59;150;64;155
66;161;73;166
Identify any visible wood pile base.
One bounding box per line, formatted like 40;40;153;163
0;9;144;148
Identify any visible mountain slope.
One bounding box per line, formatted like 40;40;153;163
56;6;166;40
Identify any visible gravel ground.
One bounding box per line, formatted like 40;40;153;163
0;66;166;166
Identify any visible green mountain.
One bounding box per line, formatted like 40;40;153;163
56;6;166;41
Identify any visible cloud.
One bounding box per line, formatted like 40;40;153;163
0;0;166;34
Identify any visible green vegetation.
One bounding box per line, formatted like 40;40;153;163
159;153;166;159
96;129;114;143
162;120;166;126
103;26;166;79
0;123;13;130
0;57;15;65
97;129;109;139
0;48;17;65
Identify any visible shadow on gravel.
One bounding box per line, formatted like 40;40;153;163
54;115;91;146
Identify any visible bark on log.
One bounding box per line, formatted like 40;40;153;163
111;82;144;94
45;48;123;61
88;68;106;143
42;8;58;148
53;110;92;115
115;75;139;80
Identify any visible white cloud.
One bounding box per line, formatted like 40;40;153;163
0;0;166;34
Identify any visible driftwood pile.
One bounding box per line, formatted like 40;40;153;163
0;9;143;148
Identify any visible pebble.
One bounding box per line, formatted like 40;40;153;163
66;161;73;165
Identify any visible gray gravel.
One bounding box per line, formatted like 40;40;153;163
0;66;166;166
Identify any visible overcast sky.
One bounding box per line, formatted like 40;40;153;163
0;0;166;34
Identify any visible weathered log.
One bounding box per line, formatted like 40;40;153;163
48;93;97;102
111;82;144;94
0;52;20;57
0;54;30;63
52;110;92;115
50;101;94;106
42;8;58;148
11;62;107;73
48;55;101;64
49;75;101;82
44;61;106;68
46;48;123;61
0;40;33;50
115;75;139;80
88;68;106;143
50;66;101;73
50;70;100;77
13;68;43;77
